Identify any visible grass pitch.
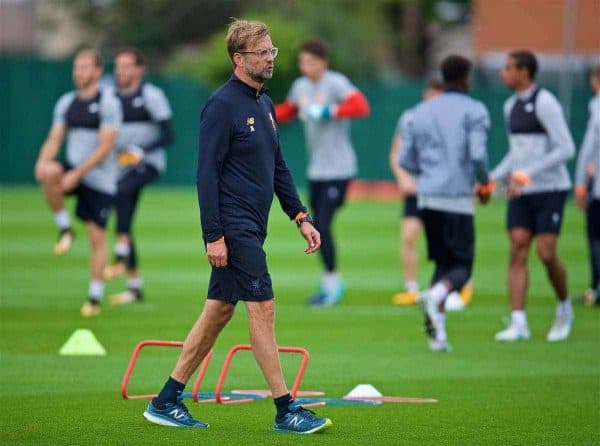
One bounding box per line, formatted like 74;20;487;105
1;186;598;445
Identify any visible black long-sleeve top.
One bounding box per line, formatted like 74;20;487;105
197;75;306;243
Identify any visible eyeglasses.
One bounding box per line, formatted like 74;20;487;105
238;47;279;59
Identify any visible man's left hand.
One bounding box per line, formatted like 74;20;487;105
299;222;320;254
61;169;82;192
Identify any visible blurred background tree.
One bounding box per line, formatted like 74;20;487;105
53;0;469;96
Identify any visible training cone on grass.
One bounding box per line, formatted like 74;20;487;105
59;329;106;356
345;384;383;399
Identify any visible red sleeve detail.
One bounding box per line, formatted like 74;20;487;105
333;90;370;119
275;101;298;124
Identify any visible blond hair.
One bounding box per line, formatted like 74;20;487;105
226;19;270;64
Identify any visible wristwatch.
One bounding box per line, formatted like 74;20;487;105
295;213;314;228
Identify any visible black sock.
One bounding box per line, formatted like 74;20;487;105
152;376;185;409
274;393;293;420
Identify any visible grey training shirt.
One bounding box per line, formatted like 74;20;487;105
491;85;575;193
400;91;490;215
575;94;600;199
286;70;358;181
111;83;173;175
53;89;122;195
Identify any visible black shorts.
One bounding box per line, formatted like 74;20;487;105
62;162;112;228
207;230;273;305
421;208;474;264
588;199;600;239
403;195;421;219
308;179;349;213
507;191;568;235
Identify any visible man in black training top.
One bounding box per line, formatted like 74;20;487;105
142;20;332;434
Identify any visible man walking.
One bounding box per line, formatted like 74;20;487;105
492;50;575;342
143;20;331;434
399;55;492;352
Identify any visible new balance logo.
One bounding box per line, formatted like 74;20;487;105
287;415;303;428
168;409;186;420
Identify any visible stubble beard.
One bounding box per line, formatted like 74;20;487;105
246;65;273;84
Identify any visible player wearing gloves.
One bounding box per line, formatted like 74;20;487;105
491;50;576;342
399;55;492;352
104;47;175;304
276;39;370;306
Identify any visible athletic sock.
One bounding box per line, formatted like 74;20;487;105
115;242;130;258
557;297;573;319
88;280;104;302
274;393;293;421
434;312;447;341
54;209;71;230
152;376;185;409
511;310;527;329
322;272;340;294
127;277;143;290
429;282;449;306
406;280;419;293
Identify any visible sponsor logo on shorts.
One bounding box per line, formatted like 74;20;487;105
250;278;262;296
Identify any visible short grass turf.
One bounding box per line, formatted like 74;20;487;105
1;186;599;446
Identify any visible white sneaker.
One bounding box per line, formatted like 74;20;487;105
428;338;452;352
494;323;531;342
546;315;573;342
420;292;439;340
445;292;466;312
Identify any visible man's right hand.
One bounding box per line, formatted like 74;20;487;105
206;237;228;268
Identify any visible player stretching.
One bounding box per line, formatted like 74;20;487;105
34;49;121;316
276;39;370;306
104;47;175;305
399;55;492;352
493;51;575;342
574;65;600;306
142;20;331;433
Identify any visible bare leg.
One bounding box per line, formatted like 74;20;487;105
37;161;65;212
245;299;288;398
508;228;534;311
536;234;568;301
87;222;107;281
401;217;421;286
171;300;235;383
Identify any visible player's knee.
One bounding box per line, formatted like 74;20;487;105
536;244;557;264
402;232;418;248
218;304;235;325
37;162;62;183
88;227;105;250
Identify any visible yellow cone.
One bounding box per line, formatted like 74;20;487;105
59;329;106;356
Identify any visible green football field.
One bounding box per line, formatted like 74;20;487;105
1;186;598;445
